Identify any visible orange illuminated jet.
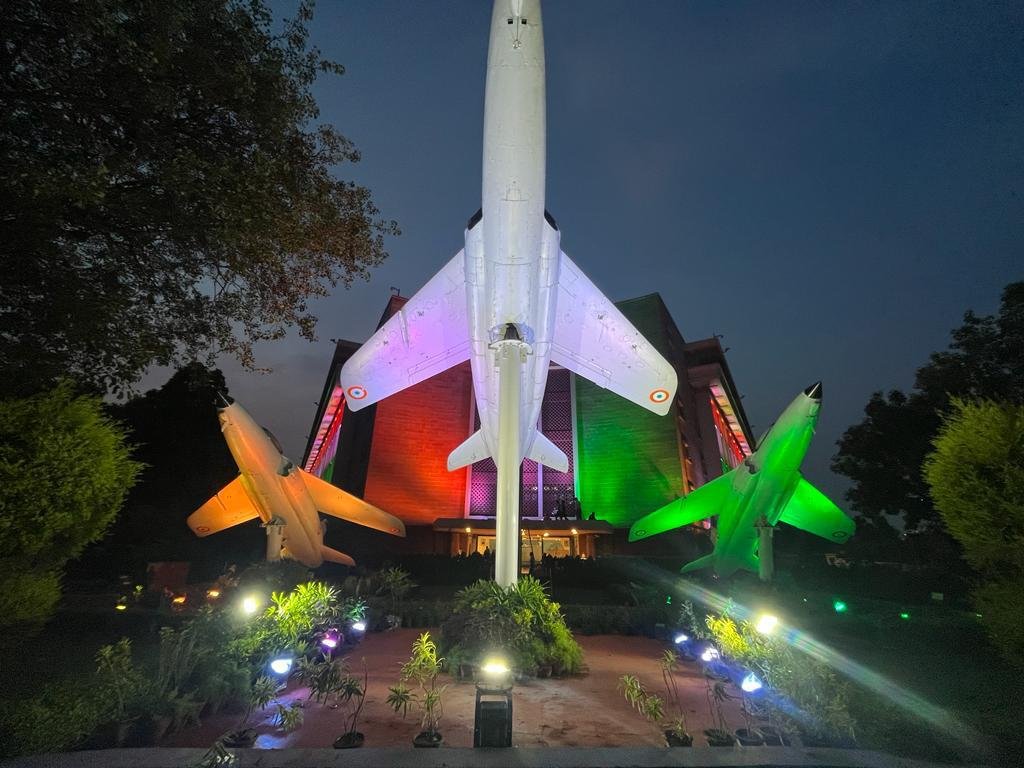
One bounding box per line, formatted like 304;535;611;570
187;401;404;567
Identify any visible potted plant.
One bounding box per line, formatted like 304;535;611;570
332;661;369;748
735;683;765;746
95;639;143;746
703;678;736;747
658;651;693;746
619;674;666;738
386;632;447;747
222;675;279;747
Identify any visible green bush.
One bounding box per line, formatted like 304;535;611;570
562;603;672;635
0;682;104;758
440;577;582;675
703;611;856;741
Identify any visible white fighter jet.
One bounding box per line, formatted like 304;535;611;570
340;0;676;584
187;401;405;568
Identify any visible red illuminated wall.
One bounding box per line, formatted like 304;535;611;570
362;362;473;525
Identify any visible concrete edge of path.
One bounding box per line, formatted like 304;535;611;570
0;746;989;768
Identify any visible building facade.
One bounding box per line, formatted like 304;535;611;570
303;293;753;562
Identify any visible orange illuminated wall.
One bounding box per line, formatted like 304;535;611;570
362;362;473;526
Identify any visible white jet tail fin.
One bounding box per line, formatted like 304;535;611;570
526;431;569;472
448;429;490;471
447;429;568;473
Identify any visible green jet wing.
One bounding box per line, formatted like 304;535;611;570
628;470;734;541
778;475;855;543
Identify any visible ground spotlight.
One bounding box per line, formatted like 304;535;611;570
206;589;221;599
241;595;260;615
674;633;689;645
352;620;366;633
269;657;293;675
320;629;340;650
833;599;848;614
115;603;127;611
899;611;910;620
481;658;511;679
700;645;720;662
755;613;779;635
741;672;763;693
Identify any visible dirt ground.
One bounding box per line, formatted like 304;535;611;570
165;629;748;749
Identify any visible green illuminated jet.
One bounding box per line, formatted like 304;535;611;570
629;382;854;576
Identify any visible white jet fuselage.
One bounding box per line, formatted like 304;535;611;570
466;0;556;462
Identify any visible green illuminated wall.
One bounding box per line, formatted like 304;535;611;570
574;295;685;528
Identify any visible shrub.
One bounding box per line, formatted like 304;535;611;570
703;611;856;741
0;683;104;758
440;577;582;675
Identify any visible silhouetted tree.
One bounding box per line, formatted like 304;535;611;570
75;363;259;576
833;282;1024;530
0;0;398;397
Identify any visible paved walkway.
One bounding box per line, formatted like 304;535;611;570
164;630;748;749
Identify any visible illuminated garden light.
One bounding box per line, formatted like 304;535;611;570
700;646;720;662
899;611;910;620
833;600;848;614
352;621;366;632
481;658;511;681
320;629;340;649
674;633;689;645
242;595;260;615
741;672;763;693
755;614;779;635
115;603;127;611
171;595;187;605
206;589;221;599
269;657;293;675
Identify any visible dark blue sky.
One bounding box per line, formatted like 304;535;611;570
157;1;1023;506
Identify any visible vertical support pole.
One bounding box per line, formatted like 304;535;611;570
756;514;774;583
495;340;524;587
265;517;285;562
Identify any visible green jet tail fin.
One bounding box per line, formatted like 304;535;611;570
778;474;855;543
629;470;735;542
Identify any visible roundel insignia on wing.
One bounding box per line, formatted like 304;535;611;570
832;531;848;541
347;386;367;400
634;529;646;538
649;389;670;404
196;526;210;533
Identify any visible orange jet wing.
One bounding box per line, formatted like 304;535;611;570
187;476;261;537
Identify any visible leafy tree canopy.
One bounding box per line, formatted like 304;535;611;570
833;282;1024;529
0;0;397;396
0;383;142;626
925;399;1024;664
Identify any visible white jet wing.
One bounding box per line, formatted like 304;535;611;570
550;252;678;416
339;250;470;411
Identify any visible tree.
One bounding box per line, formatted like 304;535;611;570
924;400;1024;664
0;0;398;397
73;363;257;577
833;282;1024;529
0;384;142;628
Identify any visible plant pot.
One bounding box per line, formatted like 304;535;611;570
151;715;173;744
664;730;693;747
222;728;258;748
704;728;737;747
333;731;365;749
413;731;443;748
757;725;787;746
115;720;134;747
735;728;764;746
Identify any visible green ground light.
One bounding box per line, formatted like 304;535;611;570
833;599;848;613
